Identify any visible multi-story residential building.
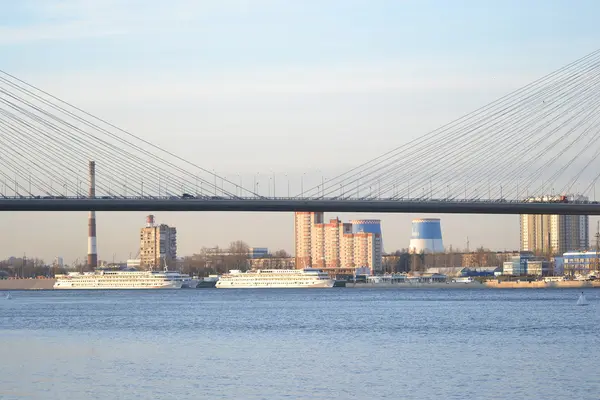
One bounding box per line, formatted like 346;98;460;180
311;216;326;269
139;215;177;270
293;213;383;275
294;212;324;269
520;195;589;255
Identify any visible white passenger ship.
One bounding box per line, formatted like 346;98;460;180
216;268;335;289
54;269;188;289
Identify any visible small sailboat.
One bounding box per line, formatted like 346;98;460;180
5;292;12;300
576;292;588;306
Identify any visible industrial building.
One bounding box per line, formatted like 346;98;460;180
520;194;589;255
409;218;444;253
294;212;383;274
248;247;269;259
139;215;177;270
502;252;549;276
562;251;600;276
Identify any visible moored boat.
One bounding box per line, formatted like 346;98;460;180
216;268;334;289
53;269;184;289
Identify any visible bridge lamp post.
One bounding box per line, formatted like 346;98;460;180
213;170;217;196
238;174;242;197
285;174;289;198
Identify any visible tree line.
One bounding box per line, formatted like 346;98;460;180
180;240;291;276
0;257;67;278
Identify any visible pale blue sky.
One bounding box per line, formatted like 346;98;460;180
1;0;599;263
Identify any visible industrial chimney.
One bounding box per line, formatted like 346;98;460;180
87;161;98;269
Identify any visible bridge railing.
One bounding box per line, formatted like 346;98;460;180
1;195;599;205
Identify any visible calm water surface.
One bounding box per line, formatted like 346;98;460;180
1;289;599;400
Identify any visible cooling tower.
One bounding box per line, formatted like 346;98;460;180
351;219;382;234
409;218;444;253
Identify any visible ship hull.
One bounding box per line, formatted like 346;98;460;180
216;280;334;289
53;282;183;289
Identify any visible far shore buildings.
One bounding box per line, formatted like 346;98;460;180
139;215;177;270
294;212;383;275
520;194;589;255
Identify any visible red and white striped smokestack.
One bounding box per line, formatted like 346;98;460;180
87;161;98;269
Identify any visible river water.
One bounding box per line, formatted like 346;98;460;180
1;289;598;400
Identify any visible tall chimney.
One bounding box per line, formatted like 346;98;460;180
87;161;98;269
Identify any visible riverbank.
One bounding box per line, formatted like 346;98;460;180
485;280;600;289
3;278;600;290
344;281;487;289
344;280;600;289
0;279;56;290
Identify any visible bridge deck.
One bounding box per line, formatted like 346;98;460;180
0;198;598;214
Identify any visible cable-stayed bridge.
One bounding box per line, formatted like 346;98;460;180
2;49;600;214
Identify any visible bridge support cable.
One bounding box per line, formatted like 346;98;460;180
0;98;173;197
0;80;231;198
460;70;600;200
387;60;600;201
310;47;600;201
515;100;600;198
304;48;600;199
371;52;600;201
0;71;258;199
422;62;600;199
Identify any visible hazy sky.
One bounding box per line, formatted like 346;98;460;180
1;0;600;264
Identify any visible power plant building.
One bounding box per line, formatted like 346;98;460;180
139;215;177;270
409;218;444;253
294;213;383;274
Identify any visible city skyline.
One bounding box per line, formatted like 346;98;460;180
2;1;600;263
2;211;600;265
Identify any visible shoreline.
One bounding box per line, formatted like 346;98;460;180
0;278;56;290
345;281;600;289
2;278;600;290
